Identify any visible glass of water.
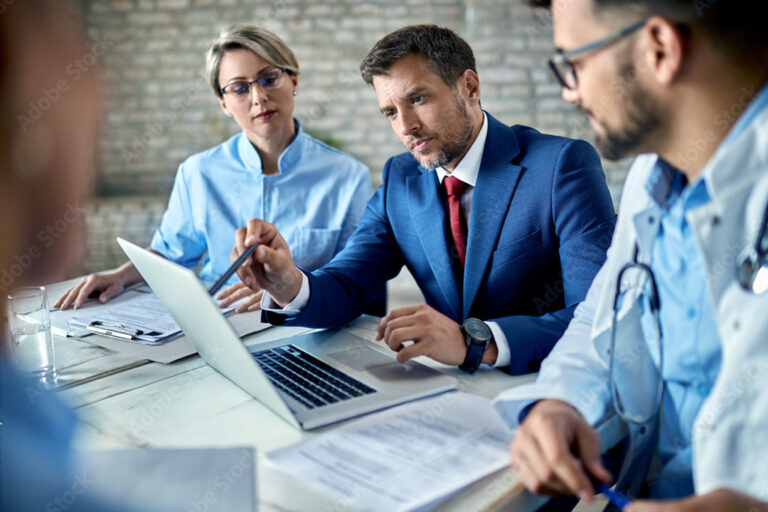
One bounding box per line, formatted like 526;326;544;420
6;286;57;387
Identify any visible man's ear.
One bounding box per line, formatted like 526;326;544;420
641;16;687;86
460;69;481;105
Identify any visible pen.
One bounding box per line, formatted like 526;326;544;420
90;320;144;335
597;483;631;510
208;242;260;296
86;325;136;340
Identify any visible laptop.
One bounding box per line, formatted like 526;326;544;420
117;238;457;430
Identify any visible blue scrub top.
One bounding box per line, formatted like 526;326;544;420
151;119;372;285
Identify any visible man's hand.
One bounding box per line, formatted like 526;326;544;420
626;488;768;512
375;304;498;366
55;270;126;310
232;219;302;307
510;399;612;502
216;282;264;313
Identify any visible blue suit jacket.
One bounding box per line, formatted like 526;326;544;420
264;113;616;374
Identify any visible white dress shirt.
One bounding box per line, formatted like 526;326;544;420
263;113;511;368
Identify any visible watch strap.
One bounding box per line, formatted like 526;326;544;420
459;341;486;373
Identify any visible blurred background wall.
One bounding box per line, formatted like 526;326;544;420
71;0;630;305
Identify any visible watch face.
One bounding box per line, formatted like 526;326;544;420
463;318;491;342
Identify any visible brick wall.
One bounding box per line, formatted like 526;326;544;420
78;0;630;274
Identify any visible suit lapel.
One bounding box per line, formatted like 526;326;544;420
463;115;524;318
407;170;461;319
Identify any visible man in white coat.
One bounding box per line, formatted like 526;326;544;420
496;0;768;510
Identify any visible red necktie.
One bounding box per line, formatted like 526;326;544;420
443;176;468;267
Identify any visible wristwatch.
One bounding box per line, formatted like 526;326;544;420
458;318;493;373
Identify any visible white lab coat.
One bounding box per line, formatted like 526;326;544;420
495;108;768;501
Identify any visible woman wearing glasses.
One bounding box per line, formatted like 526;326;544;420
57;25;372;312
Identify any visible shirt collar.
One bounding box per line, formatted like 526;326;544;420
645;158;712;214
435;112;488;187
238;118;304;175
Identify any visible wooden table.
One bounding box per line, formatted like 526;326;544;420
47;293;545;512
46;278;156;388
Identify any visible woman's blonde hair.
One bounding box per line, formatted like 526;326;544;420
206;24;299;98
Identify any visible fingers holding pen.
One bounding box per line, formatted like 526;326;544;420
232;219;298;300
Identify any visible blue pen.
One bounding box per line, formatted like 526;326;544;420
597;483;631;510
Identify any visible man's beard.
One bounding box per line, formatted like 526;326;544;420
593;62;662;161
413;99;474;170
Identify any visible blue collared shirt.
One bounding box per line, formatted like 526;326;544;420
644;82;768;498
151;120;372;284
644;162;720;498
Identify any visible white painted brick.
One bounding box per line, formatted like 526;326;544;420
77;0;625;273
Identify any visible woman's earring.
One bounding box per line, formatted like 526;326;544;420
293;90;298;96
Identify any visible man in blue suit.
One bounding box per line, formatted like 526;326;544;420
233;25;616;374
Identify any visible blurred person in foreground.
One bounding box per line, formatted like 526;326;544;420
56;24;374;314
0;1;152;510
230;25;617;375
495;0;768;510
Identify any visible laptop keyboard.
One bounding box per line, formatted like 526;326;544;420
252;345;377;409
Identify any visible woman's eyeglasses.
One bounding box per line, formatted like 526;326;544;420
220;66;288;100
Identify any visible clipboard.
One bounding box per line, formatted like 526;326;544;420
85;320;163;341
67;293;185;345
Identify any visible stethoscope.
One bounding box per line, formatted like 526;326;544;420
609;201;768;425
609;245;664;425
737;200;768;294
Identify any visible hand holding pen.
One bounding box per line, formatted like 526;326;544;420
209;242;260;296
509;399;614;501
231;219;304;307
209;243;265;313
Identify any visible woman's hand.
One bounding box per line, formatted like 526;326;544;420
216;281;264;313
54;271;126;310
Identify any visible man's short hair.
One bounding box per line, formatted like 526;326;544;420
527;0;768;62
360;25;476;87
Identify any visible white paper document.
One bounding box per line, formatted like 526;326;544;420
267;392;513;512
54;289;245;345
66;292;184;344
50;287;149;338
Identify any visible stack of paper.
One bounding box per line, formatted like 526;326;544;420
66;293;184;344
53;290;244;345
268;392;513;512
